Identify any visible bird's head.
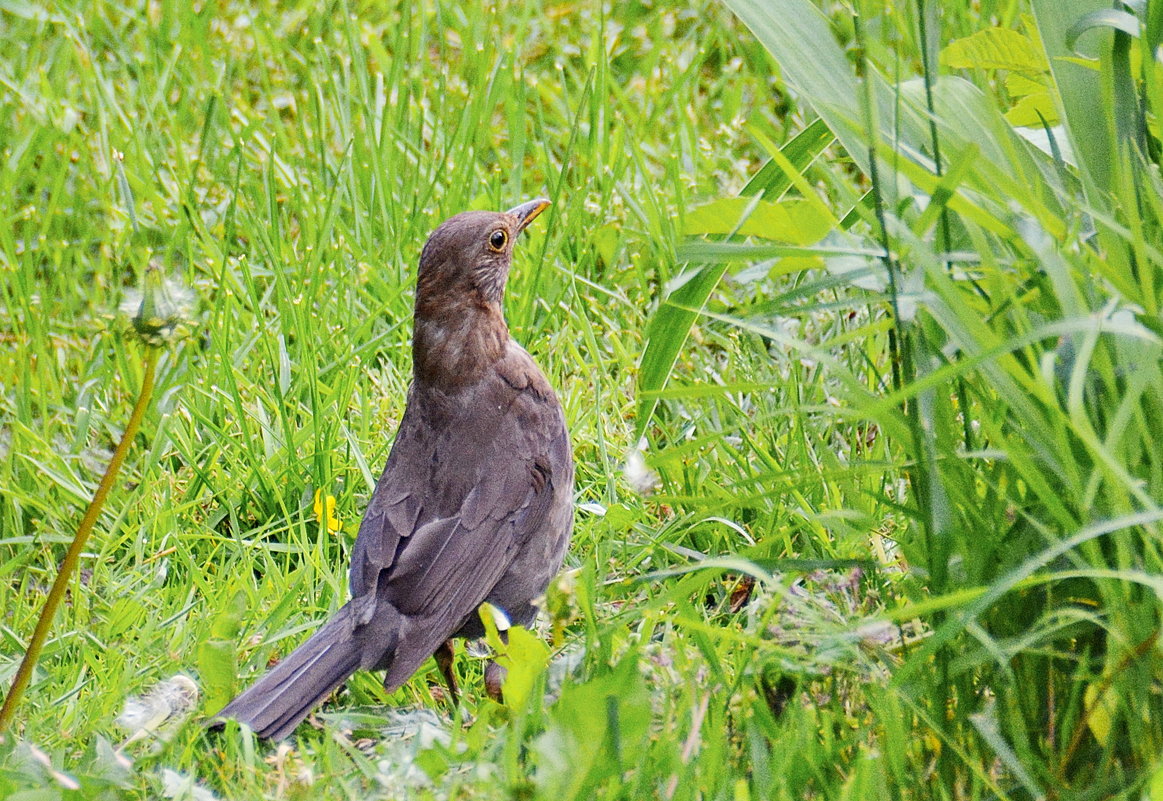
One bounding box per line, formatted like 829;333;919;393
415;198;550;316
410;199;550;386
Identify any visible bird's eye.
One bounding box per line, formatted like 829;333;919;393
487;229;508;251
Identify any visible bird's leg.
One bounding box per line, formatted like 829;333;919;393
434;640;460;707
483;629;509;703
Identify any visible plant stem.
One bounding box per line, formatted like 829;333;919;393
0;346;160;733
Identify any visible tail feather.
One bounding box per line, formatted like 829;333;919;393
214;603;363;741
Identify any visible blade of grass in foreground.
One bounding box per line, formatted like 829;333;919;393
636;121;839;438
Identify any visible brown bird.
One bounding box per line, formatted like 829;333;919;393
214;199;574;740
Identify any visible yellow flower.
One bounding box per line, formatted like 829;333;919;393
313;490;341;534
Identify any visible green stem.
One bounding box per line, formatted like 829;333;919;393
0;347;160;733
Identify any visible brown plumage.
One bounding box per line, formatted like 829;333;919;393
214;199;573;740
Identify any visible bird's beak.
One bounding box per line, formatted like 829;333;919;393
507;198;551;234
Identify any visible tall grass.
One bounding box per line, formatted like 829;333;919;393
639;0;1163;795
1;0;1160;799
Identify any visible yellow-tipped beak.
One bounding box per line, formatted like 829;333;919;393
507;198;551;233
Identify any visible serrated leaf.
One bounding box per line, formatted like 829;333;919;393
1005;72;1050;97
940;28;1049;73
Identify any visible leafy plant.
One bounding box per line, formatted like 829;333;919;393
635;0;1163;794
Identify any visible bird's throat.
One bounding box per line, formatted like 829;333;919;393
412;304;509;389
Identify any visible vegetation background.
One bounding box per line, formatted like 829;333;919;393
1;0;1161;798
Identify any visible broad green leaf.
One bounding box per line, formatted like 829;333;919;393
534;654;651;801
497;627;550;712
749;124;839;228
1004;91;1060;126
477;603;549;712
675;241;874;261
683;198;832;244
940;28;1049;72
725;0;1046;210
898;76;1041;185
893;77;1063;234
637;99;846;436
1005;72;1051;97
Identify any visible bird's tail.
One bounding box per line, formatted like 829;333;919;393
213;602;366;741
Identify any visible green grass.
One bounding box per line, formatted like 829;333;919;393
2;0;1162;799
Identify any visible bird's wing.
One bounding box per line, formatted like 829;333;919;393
348;384;429;598
349;350;567;638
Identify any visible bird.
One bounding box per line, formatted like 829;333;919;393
213;199;574;740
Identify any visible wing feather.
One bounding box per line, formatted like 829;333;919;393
348;345;568;673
